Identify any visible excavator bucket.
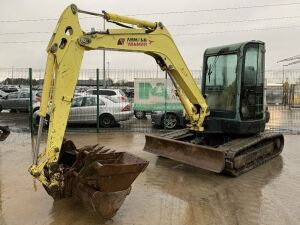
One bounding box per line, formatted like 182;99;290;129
47;140;149;219
144;133;225;173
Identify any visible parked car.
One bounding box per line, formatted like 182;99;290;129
2;85;19;93
151;110;186;129
0;90;38;112
85;88;128;101
33;95;133;128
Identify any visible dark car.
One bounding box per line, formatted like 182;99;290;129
151;110;186;129
2;85;19;93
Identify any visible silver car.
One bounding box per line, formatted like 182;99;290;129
0;90;37;112
33;95;133;128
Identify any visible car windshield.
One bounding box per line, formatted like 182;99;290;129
118;89;126;97
105;95;123;103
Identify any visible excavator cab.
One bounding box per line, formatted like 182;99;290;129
202;41;266;135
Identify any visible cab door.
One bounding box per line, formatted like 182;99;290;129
240;43;265;120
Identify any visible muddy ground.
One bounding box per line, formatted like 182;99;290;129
1;132;300;225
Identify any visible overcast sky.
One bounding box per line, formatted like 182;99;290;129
1;0;300;71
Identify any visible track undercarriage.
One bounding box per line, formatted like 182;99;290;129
144;129;284;176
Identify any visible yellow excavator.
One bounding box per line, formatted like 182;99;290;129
29;4;284;218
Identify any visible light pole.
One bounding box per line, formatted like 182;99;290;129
11;67;14;85
107;61;110;86
103;19;106;88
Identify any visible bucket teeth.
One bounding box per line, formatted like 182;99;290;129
45;139;148;219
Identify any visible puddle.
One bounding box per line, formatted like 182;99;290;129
1;132;300;225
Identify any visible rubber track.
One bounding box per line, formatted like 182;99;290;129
219;132;284;177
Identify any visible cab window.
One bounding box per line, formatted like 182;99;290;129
243;47;258;86
204;54;238;113
240;45;264;120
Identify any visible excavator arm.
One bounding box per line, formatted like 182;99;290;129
29;4;209;190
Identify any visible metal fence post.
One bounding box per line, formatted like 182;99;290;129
96;68;100;133
29;68;33;133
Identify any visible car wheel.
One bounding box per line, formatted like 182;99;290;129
33;107;40;114
99;114;115;128
134;110;146;119
35;115;50;128
0;104;2;112
162;113;178;129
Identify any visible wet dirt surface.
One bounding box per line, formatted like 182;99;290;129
1;132;300;225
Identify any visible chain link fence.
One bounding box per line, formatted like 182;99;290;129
0;68;300;134
265;69;300;133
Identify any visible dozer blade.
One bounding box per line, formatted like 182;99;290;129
144;130;284;177
46;140;149;219
144;134;225;173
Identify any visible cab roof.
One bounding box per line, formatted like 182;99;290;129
204;40;265;56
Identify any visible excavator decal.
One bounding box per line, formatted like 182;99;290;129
117;38;125;45
127;37;148;46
